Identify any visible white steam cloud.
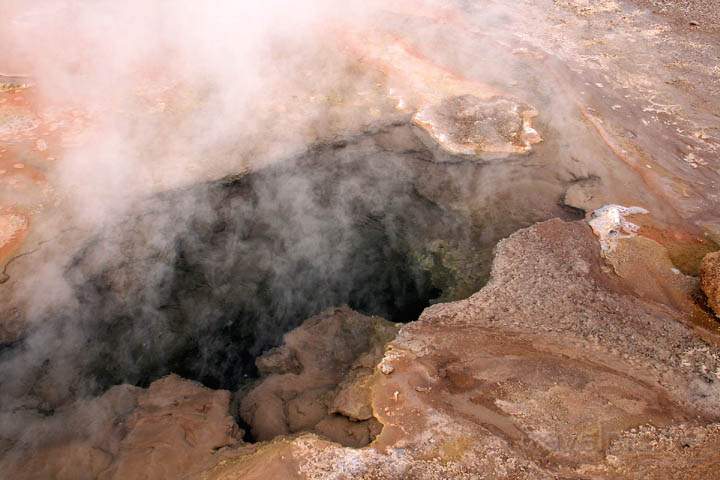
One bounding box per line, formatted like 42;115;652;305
0;0;591;468
2;0;387;224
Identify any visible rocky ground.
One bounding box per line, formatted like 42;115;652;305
4;216;719;479
630;0;720;32
1;0;720;478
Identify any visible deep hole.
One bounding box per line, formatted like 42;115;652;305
1;123;582;411
72;149;471;392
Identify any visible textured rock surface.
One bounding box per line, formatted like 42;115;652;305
1;220;719;479
240;306;398;447
412;95;541;160
700;251;720;316
201;218;720;479
0;375;242;480
563;176;604;212
1;0;720;478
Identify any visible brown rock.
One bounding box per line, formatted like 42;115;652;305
313;416;382;448
700;251;720;316
0;375;242;480
330;370;375;421
606;235;697;313
100;375;242;480
0;443;112;480
239;306;399;446
286;389;328;432
256;346;302;376
700;222;720;245
412;94;541;161
563;176;604;213
170;219;720;480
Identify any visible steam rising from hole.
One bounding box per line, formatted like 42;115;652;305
1;119;581;414
0;0;589;457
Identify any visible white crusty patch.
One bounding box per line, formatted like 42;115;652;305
588;204;648;253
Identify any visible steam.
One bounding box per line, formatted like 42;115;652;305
1;0;463;411
0;0;395;448
0;0;587;464
2;0;385;222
